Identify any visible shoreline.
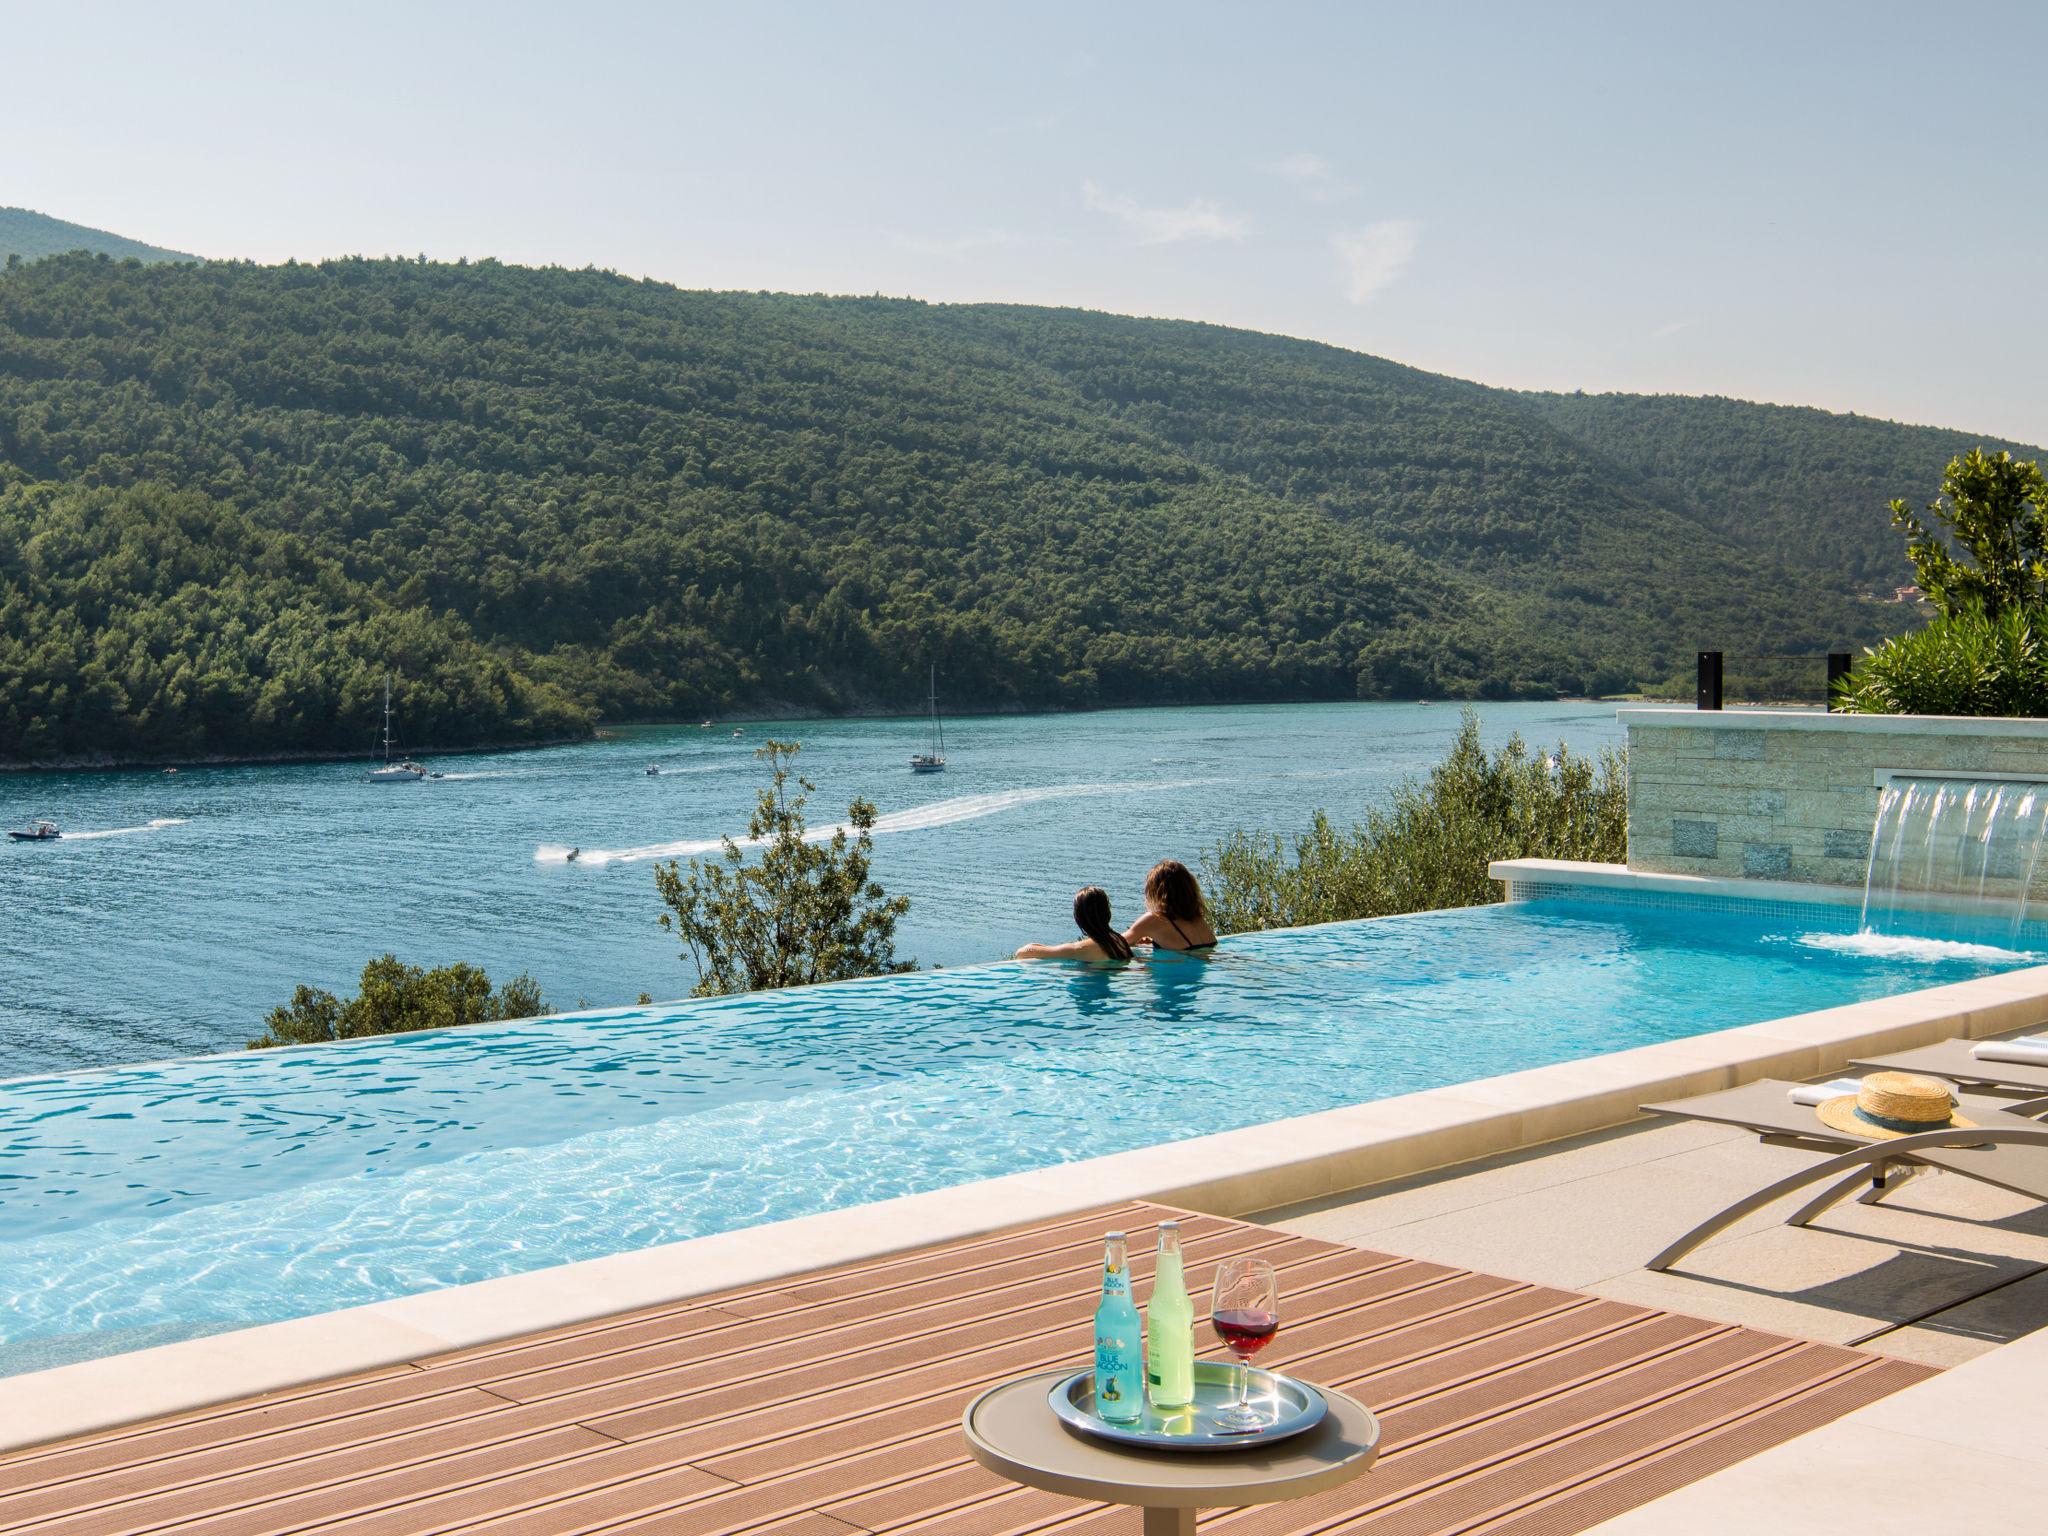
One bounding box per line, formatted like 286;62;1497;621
0;694;1671;777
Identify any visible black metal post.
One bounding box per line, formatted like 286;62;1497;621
1697;651;1723;711
1826;651;1852;710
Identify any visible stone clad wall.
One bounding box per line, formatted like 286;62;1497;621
1623;708;2048;884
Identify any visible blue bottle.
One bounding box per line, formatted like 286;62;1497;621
1093;1231;1144;1423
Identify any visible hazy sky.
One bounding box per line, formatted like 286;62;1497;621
8;1;2044;441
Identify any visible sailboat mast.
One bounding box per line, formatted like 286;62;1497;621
928;662;944;758
382;677;394;765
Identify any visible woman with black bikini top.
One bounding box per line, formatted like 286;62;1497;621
1122;859;1217;954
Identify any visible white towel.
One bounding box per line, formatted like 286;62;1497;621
1972;1037;2048;1067
1788;1078;1864;1107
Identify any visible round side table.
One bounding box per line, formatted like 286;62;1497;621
962;1370;1380;1535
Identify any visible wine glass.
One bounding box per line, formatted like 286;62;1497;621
1209;1256;1279;1432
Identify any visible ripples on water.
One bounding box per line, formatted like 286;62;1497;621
0;701;1625;1073
0;892;2031;1373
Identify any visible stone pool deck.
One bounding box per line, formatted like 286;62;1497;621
1258;1109;2048;1367
1253;1086;2048;1528
0;1200;1931;1535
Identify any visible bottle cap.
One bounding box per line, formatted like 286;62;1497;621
1105;1230;1126;1240
1158;1219;1180;1230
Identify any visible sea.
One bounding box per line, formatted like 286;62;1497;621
0;701;1625;1076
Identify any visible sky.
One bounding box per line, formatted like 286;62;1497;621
7;0;2045;442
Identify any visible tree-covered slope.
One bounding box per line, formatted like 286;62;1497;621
935;307;1895;695
0;257;1513;762
0;254;2000;764
0;208;196;267
1518;391;2046;592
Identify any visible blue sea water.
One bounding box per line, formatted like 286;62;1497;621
0;700;1627;1074
0;889;2033;1375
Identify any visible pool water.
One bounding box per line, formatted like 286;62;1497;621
0;893;2034;1375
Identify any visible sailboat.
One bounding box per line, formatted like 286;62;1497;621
367;678;426;783
910;663;946;773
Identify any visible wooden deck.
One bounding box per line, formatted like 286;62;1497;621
0;1201;1934;1535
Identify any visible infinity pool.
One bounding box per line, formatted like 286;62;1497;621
0;893;2034;1374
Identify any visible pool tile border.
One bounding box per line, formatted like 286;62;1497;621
6;886;2047;1452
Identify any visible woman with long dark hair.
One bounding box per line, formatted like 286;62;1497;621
1123;859;1218;954
1014;886;1135;962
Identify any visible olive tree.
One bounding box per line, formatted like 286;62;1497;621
1891;449;2048;618
655;740;914;996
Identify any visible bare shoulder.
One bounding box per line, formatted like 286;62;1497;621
1123;911;1172;943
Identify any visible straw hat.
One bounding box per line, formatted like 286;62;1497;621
1817;1072;1975;1140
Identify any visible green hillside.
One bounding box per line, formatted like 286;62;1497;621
0;208;196;268
1519;391;2044;593
0;254;2000;764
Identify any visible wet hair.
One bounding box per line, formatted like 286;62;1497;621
1072;886;1134;961
1144;859;1208;925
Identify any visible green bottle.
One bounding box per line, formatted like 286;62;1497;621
1146;1221;1194;1409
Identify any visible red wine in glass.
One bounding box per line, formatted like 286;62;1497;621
1209;1257;1279;1431
1212;1307;1279;1356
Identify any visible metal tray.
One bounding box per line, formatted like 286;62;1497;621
1047;1360;1327;1452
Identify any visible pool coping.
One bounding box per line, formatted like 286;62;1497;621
7;865;2048;1452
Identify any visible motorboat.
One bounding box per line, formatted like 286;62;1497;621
645;763;661;776
7;819;60;842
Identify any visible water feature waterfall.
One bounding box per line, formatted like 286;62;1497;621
1859;776;2048;944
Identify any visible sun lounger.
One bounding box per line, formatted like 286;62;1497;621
1849;1037;2048;1095
1637;1078;2048;1273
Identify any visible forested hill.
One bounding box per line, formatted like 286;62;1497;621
0;208;196;267
1519;391;2044;593
0;256;2023;765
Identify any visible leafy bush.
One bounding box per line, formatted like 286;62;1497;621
655;741;914;996
1890;449;2048;618
251;954;548;1048
1835;450;2048;717
1833;604;2048;718
1202;711;1627;932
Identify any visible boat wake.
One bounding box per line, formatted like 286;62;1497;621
62;818;192;842
537;780;1216;867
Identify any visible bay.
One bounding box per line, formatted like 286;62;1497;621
0;700;1624;1076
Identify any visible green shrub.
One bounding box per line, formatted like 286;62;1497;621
1833;604;2048;718
251;955;548;1048
1203;711;1627;933
654;740;914;996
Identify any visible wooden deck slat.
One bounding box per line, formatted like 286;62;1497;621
479;1226;1302;1412
418;1204;1174;1377
0;1200;1938;1536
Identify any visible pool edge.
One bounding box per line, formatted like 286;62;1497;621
5;955;2047;1454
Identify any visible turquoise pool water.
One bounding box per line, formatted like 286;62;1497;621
0;892;2034;1375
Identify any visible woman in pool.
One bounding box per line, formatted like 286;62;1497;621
1015;886;1135;962
1123;859;1218;954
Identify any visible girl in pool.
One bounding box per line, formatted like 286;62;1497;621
1015;886;1135;961
1122;859;1218;954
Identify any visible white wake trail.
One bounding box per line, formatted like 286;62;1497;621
61;818;192;842
540;780;1216;868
